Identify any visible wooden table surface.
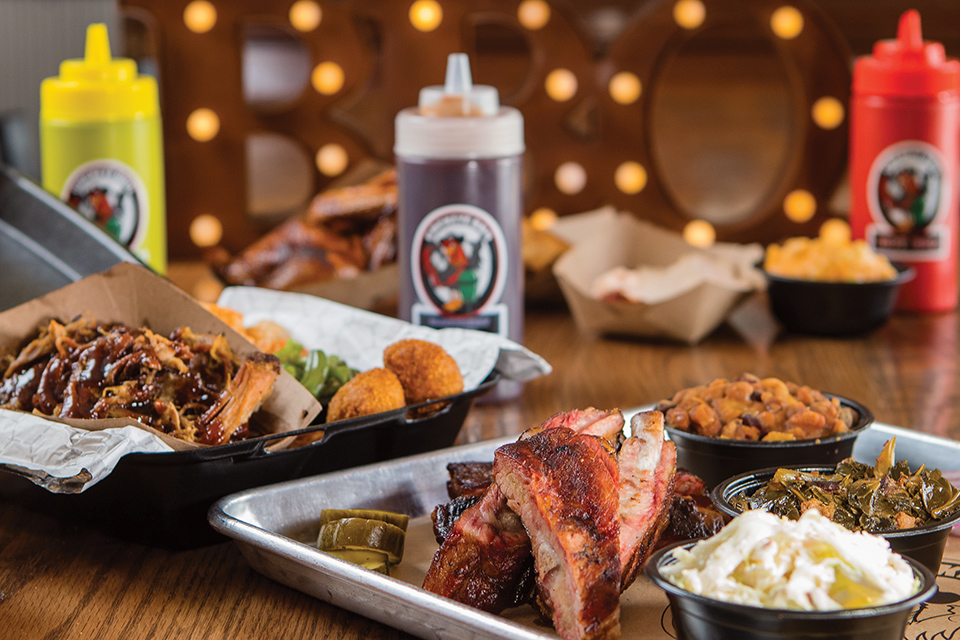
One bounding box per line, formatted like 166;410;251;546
1;287;958;639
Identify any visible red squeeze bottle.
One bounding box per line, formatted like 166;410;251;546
849;10;960;312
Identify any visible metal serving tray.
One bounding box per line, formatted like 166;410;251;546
0;163;136;311
209;420;960;640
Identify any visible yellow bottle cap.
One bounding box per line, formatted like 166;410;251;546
40;24;158;122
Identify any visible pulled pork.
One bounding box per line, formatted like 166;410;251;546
0;315;279;445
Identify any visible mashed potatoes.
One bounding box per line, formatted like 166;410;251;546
661;510;919;610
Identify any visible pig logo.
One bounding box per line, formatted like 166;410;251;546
876;153;941;234
411;204;509;335
62;159;146;248
866;141;947;259
414;205;505;316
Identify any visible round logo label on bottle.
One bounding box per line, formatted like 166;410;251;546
411;204;509;335
61;159;148;249
866;140;949;260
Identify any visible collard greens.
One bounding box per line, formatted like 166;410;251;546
732;438;960;532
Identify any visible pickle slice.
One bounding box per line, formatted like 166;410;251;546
361;560;390;575
318;517;406;564
319;509;410;531
323;548;390;575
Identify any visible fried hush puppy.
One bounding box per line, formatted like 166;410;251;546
384;339;464;416
384;339;464;404
326;339;464;422
326;367;406;422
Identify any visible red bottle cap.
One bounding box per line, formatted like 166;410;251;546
853;10;960;97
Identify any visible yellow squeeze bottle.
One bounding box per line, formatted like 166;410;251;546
40;23;166;273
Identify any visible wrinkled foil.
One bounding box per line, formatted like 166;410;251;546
0;410;172;493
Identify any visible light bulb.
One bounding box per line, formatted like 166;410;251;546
615;162;647;194
518;0;551;30
545;68;577;102
784;189;817;222
316;143;348;176
409;0;442;32
683;220;716;247
312;62;344;95
290;1;323;32
187;108;220;142
189;214;223;247
771;6;804;40
184;1;217;33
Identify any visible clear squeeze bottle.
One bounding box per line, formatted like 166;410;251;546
849;10;960;311
40;23;167;273
395;53;525;400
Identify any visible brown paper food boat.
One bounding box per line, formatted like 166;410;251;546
0;262;321;451
553;214;764;344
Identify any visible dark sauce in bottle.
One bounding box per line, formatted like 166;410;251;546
394;54;525;400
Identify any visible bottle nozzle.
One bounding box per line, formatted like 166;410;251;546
897;10;923;50
444;53;473;95
417;52;500;116
84;23;112;65
893;9;947;65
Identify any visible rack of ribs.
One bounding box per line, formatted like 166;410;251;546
617;411;677;589
423;408;624;614
423;408;680;640
495;426;622;640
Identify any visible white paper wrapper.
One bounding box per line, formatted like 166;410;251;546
0;409;173;493
216;286;553;390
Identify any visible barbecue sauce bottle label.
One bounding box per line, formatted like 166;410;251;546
60;158;150;251
865;141;948;258
411;203;509;333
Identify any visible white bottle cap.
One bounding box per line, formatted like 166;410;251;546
395;53;524;160
418;53;501;116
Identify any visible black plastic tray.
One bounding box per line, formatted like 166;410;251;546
0;372;499;548
0;163;138;311
0;162;500;547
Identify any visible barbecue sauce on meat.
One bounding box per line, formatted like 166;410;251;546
0;316;279;445
424;408;702;640
495;427;622;640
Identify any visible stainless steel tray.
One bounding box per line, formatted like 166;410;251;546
0;163;136;312
209;420;960;640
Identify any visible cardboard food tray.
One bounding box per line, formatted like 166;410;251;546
524;207;619;305
0;261;320;450
553;213;763;344
0;163;137;312
0;263;496;547
210;421;960;640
